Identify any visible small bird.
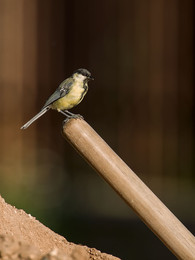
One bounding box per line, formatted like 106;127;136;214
21;68;93;130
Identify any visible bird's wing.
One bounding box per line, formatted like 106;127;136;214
42;78;73;109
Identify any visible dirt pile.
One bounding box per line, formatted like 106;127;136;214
0;195;120;260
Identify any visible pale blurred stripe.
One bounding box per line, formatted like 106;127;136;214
148;0;164;183
0;0;38;181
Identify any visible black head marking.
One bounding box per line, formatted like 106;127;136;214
73;68;92;78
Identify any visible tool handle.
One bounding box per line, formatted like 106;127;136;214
62;118;195;260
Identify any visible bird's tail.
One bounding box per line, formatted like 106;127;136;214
21;106;50;130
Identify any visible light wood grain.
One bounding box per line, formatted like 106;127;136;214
62;118;195;260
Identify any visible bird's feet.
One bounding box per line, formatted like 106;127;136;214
60;110;84;124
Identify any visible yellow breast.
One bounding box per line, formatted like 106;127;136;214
51;83;87;111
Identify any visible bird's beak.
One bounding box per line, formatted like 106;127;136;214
89;76;94;80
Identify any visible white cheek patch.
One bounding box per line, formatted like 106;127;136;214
74;74;86;82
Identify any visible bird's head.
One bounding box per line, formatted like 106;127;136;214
72;68;94;82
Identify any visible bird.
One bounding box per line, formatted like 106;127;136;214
21;68;93;130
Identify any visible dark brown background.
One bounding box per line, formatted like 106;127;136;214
0;1;194;259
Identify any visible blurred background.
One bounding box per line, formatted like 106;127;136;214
0;0;194;259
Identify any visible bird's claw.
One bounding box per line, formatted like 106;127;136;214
71;114;83;119
62;114;84;125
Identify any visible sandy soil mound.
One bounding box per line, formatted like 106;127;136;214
0;195;120;260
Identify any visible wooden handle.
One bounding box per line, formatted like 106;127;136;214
62;118;195;260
